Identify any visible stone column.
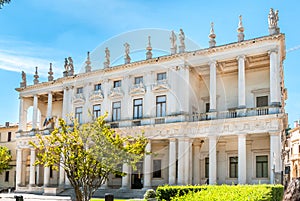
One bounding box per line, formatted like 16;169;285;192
29;148;36;186
16;148;22;187
237;55;246;108
177;138;190;185
270;132;281;184
238;134;247;184
168;138;177;185
44;166;50;187
209;136;217;185
269;49;280;106
18;97;24;131
143;141;152;189
193;142;201;185
209;61;217;112
32;95;38;130
121;164;130;189
46;92;53;118
62;87;69;120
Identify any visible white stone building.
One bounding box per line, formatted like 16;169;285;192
15;10;287;194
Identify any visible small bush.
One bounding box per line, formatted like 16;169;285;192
144;189;157;200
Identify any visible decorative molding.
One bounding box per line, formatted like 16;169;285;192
251;88;270;94
73;93;85;105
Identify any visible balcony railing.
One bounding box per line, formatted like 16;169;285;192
17;106;282;137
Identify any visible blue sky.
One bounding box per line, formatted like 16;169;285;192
0;1;299;127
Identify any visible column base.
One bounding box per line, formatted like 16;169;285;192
236;108;247;117
270;102;281;107
208;111;217;120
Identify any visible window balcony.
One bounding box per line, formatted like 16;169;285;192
73;93;85;104
129;83;146;96
89;90;104;102
108;87;124;99
152;79;169;93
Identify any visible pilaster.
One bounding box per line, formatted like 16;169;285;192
238;134;247;184
208;135;217;184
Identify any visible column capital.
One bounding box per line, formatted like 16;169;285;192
47;91;53;95
209;60;217;66
236;55;246;61
268;48;278;55
238;134;247;138
169;138;177;142
269;131;280;136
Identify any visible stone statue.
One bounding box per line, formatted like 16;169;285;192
124;42;131;64
105;47;110;65
179;29;185;47
124;43;130;57
20;71;26;87
68;57;74;71
170;30;177;49
209;22;216;48
21;71;26;83
268;8;279;28
64;58;68;72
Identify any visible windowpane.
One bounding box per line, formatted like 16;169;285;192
256;155;268;178
77;87;83;94
75;107;83;124
229;157;238;178
156;96;166;117
94;84;101;91
205;157;209;178
7;132;11;142
134;76;143;84
114;80;121;88
153;160;162;178
5;171;9;182
157;72;166;81
112;101;121;121
256;96;268;107
93;104;101;119
133;99;143;119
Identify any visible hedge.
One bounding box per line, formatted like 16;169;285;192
156;185;283;201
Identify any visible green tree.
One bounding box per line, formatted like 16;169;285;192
30;114;148;201
0;0;10;8
0;146;12;174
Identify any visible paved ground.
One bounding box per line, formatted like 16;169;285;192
0;193;72;201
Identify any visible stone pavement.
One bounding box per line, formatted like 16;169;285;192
0;193;71;201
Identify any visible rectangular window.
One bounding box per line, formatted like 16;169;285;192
256;155;268;178
4;171;9;182
50;166;53;178
7;132;11;142
133;99;143;119
153;160;162;178
134;76;143;84
157;72;166;81
256;96;268;107
77;87;83;94
156;96;166;117
114;80;121;88
94;83;101;91
205;157;209;178
75;107;83;124
205;103;210;113
229;157;238;178
93;104;101;119
112;101;121;121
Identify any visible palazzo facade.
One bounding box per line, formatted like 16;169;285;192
15;11;287;194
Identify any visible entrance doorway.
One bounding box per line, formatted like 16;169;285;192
131;162;143;189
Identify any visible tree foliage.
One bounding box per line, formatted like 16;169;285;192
0;146;12;174
30;114;148;201
0;0;10;8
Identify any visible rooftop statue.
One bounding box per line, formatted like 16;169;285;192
64;58;68;72
268;8;279;28
21;71;26;83
124;42;131;64
179;29;185;47
68;57;74;71
105;47;110;65
170;30;177;49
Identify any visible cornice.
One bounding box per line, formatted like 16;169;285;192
16;34;285;94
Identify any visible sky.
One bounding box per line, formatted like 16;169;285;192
0;0;299;127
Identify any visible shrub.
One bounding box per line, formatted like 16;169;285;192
144;189;157;200
156;185;283;201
